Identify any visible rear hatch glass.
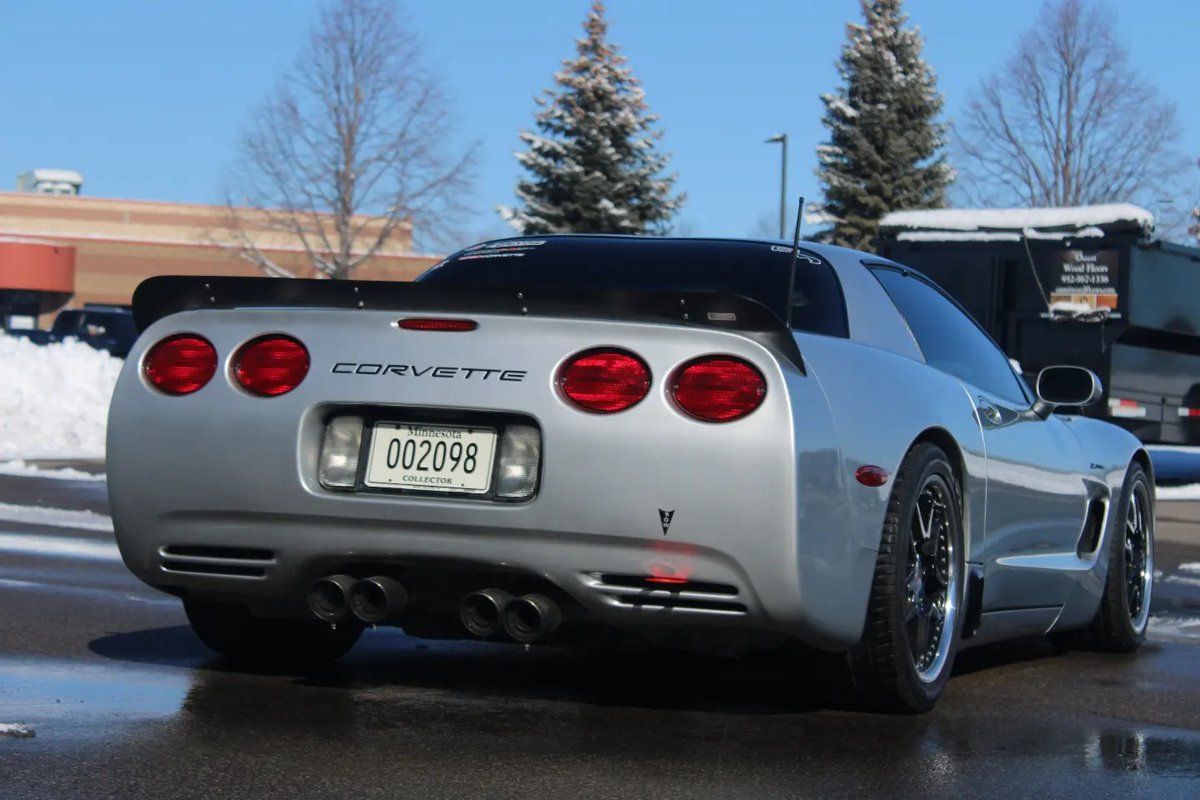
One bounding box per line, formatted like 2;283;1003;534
419;236;847;337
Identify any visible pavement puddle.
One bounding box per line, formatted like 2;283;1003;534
0;657;189;740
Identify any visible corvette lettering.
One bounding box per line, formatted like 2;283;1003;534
332;363;527;382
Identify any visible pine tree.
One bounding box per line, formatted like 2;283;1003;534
817;0;950;251
499;1;683;235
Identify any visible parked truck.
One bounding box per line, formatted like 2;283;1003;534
876;204;1200;445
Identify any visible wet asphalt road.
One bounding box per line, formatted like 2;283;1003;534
1;470;1199;799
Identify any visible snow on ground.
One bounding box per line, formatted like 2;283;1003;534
0;531;120;561
0;460;105;481
1155;485;1200;501
0;722;35;738
0;503;114;533
0;334;123;459
1149;615;1200;642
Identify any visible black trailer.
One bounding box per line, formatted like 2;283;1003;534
876;205;1200;444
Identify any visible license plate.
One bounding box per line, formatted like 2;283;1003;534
364;423;497;493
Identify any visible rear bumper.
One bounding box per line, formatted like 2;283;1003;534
114;507;877;650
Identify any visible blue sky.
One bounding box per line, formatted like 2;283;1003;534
2;1;1197;249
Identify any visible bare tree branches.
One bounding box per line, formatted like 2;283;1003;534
956;0;1185;209
223;0;474;279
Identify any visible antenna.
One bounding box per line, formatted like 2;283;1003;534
784;196;805;328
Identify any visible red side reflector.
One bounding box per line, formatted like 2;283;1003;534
143;334;217;395
646;576;689;585
670;356;766;422
233;335;310;396
398;318;478;332
855;465;890;487
558;349;651;413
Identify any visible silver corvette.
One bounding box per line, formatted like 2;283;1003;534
107;235;1155;712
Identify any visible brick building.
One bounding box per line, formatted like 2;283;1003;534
0;176;438;329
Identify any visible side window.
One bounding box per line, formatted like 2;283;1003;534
790;255;849;338
872;267;1029;405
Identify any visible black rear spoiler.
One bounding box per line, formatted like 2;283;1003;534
132;276;804;371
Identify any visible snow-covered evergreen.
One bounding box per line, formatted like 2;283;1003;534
499;1;683;235
817;0;951;251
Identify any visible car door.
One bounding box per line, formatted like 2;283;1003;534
871;266;1090;612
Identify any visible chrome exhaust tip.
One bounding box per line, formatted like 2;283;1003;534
459;588;513;638
349;576;409;624
308;574;357;623
502;593;562;644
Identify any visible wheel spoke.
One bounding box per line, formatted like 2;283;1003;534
915;502;930;543
913;610;930;663
1123;486;1152;624
930;595;945;624
905;476;958;680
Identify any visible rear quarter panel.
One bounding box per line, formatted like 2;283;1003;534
796;333;988;567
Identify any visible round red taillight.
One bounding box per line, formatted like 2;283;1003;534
670;356;766;422
144;334;217;395
233;335;310;396
558;349;651;413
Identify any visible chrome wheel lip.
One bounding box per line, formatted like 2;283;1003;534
1126;479;1153;635
905;475;959;685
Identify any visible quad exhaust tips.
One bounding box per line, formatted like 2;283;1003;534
349;576;409;624
459;589;562;643
460;588;513;638
308;574;409;624
503;593;561;643
308;574;357;623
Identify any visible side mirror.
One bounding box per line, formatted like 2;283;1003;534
1034;366;1102;418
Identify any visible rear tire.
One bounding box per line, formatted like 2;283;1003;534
1087;462;1154;652
183;599;363;666
849;443;965;713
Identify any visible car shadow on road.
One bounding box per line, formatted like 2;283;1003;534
89;624;864;715
86;622;1099;720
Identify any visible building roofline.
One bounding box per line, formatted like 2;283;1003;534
2;227;438;261
0;191;414;231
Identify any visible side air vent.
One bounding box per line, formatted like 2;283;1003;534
582;572;747;616
1077;500;1107;557
160;545;276;579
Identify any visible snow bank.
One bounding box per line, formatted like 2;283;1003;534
880;203;1154;239
1150;614;1200;642
1155;484;1200;501
0;460;105;481
0;334;123;459
0;722;35;739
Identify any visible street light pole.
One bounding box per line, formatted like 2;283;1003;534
765;133;788;239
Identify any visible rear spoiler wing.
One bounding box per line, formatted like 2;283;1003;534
133;276;805;371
